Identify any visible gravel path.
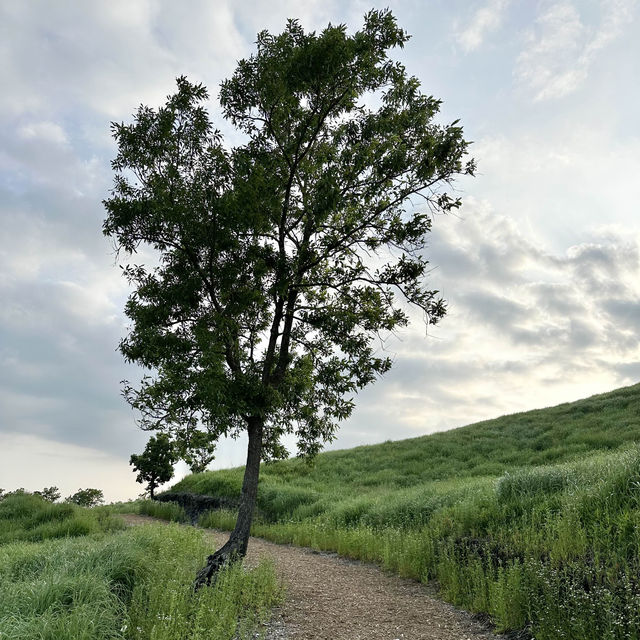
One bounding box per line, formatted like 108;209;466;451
121;514;499;640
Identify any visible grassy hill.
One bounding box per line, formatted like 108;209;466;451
170;382;640;520
168;382;640;640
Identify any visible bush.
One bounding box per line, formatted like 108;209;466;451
33;486;61;502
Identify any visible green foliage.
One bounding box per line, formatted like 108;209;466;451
138;499;188;523
172;383;640;638
65;488;105;508
0;497;281;639
124;526;282;639
175;430;216;474
33;486;61;502
103;9;473;464
0;493;123;544
130;434;176;498
1;487;26;500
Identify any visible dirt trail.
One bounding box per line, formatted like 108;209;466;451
121;514;499;640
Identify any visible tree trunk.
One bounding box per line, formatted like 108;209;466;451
193;416;263;589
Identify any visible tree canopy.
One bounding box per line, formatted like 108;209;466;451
65;488;104;508
103;9;473;582
34;486;61;503
130;433;176;499
175;430;216;474
104;10;472;460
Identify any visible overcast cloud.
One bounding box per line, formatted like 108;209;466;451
1;0;639;501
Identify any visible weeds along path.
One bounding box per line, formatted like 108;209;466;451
120;514;498;640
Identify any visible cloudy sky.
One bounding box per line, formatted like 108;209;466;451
1;0;639;502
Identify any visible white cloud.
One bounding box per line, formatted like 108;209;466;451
456;0;511;52
516;2;587;100
17;121;68;145
587;0;636;54
336;203;640;445
515;0;637;101
471;128;640;240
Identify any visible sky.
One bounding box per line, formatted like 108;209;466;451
1;0;639;503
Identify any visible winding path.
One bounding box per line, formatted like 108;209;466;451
121;514;499;640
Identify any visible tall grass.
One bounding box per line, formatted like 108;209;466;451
138;499;187;522
171;382;640;639
0;495;281;639
100;500;188;523
124;526;280;640
0;492;124;544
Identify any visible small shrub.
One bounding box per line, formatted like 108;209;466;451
33;486;61;502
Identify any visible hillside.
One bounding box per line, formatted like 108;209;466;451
170;381;640;508
167;382;640;639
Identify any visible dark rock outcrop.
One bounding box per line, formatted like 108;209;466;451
155;491;239;525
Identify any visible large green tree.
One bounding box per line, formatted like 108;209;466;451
103;10;474;587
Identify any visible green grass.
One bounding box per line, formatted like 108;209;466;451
100;500;188;523
0;492;125;544
137;499;188;522
0;494;281;639
172;382;640;505
169;382;640;639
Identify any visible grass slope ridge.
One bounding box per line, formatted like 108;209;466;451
170;382;640;640
171;382;640;514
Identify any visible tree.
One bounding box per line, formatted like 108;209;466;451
129;433;177;498
65;488;104;507
103;10;474;587
175;429;216;474
34;486;61;502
